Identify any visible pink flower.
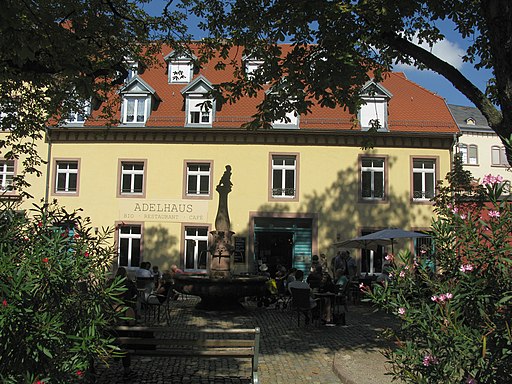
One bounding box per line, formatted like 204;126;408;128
482;174;504;186
422;354;439;366
398;307;406;316
37;221;43;228
84;251;90;258
399;271;406;278
42;257;49;263
438;293;447;302
460;213;467;220
431;295;439;302
452;206;459;214
76;370;83;377
2;299;7;307
74;233;80;239
385;253;394;262
488;210;500;218
459;264;474;272
445;292;453;300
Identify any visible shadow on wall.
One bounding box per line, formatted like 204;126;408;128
143;225;180;271
253;151;433;265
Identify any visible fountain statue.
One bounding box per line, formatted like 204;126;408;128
173;165;267;310
209;165;234;279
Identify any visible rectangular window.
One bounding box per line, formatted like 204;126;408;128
118;224;142;268
361;157;385;200
468;145;478;165
120;161;145;195
491;146;508;166
459;144;478;165
186;163;211;196
123;97;147;123
169;61;192;83
66;103;90;124
412;159;436;201
271;155;297;198
184;226;208;271
187;97;212;126
360;98;387;130
0;160;15;192
55;160;79;194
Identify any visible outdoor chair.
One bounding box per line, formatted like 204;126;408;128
144;288;173;325
290;287;318;326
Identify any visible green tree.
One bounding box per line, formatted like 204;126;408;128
175;0;512;163
0;0;187;193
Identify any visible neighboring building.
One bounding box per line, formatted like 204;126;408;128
7;45;459;277
449;104;511;186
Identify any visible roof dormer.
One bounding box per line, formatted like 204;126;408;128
359;81;392;131
242;53;264;80
119;76;160;125
164;50;197;84
181;76;216;127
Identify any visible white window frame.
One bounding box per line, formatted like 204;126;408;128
120;161;145;195
186;95;213;127
0;160;15;192
65;103;90;124
55;160;79;193
491;145;508;166
361;157;385;200
117;224;142;268
184;226;208;272
122;95;149;124
360;97;388;131
169;60;192;83
459;144;478;165
186;163;211;196
271;155;297;198
412;159;436;201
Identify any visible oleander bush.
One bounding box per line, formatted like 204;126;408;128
0;201;125;383
365;160;512;383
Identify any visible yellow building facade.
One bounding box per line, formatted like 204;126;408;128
3;44;459;278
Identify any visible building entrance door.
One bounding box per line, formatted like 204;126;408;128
254;231;294;277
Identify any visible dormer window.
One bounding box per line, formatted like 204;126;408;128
272;109;299;129
181;76;215;128
359;81;392;131
123;96;148;123
465;117;476;125
243;55;264;79
164;50;196;84
65;102;90;125
119;76;160;125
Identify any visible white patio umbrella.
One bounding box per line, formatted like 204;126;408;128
354;228;430;253
334;236;394;251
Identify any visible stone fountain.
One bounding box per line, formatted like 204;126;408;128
173;165;268;310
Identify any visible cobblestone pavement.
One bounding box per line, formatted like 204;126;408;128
95;297;397;384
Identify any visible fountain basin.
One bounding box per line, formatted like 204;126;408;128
173;274;268;310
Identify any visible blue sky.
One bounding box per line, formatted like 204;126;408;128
144;3;490;108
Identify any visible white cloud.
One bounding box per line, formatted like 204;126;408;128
394;33;465;71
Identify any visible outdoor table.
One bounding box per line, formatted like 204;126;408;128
313;291;346;326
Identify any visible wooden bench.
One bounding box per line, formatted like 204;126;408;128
112;326;261;384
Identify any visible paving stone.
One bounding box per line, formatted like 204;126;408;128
95;297;397;384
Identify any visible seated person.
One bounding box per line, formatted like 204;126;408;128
288;270;317;311
334;268;349;291
136;261;153;278
306;265;324;291
109;266;138;323
147;271;174;304
318;269;337;325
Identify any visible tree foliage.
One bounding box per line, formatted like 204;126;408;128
0;0;187;193
175;0;512;162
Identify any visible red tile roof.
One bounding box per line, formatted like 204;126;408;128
86;44;458;134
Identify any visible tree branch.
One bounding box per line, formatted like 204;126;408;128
382;32;504;132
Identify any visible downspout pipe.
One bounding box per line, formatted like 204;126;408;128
44;127;51;206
